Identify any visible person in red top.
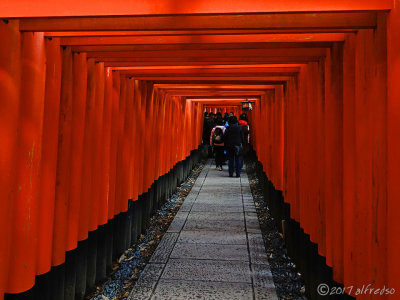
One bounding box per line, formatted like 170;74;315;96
239;114;250;154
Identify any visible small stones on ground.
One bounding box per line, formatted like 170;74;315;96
123;282;131;289
131;268;139;279
86;160;206;300
246;157;307;300
122;291;130;297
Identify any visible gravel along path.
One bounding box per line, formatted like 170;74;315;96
245;158;308;300
86;160;206;300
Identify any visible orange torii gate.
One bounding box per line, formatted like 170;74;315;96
1;0;400;299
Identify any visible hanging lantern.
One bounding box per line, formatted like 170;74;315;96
241;99;253;111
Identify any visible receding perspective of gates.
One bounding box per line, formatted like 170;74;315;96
1;0;400;299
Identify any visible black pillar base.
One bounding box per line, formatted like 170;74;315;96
254;159;355;300
4;145;203;300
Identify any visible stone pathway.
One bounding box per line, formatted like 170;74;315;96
128;161;278;300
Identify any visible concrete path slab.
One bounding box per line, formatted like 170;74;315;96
187;211;245;222
183;218;246;232
170;243;249;261
177;230;247;245
128;161;278;300
152;279;253;300
161;258;252;283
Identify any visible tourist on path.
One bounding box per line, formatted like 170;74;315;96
210;118;226;171
224;116;244;177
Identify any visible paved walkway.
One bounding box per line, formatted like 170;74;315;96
128;161;278;300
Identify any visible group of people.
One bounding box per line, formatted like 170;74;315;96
203;112;250;177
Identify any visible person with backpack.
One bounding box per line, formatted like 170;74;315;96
204;112;216;157
210;118;226;171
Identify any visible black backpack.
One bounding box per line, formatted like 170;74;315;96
212;127;224;145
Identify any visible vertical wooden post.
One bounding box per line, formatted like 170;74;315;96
0;19;21;298
37;37;62;276
342;33;356;287
132;79;141;202
108;71;120;219
102;67;114;218
52;46;73;267
9;31;46;293
92;62;105;227
315;60;326;257
79;58;97;241
124;77;134;204
387;2;400;293
326;43;344;282
66;52;87;251
354;29;373;288
115;76;128;214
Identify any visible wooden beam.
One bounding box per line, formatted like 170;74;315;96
19;12;377;32
59;33;346;45
154;83;277;89
147;80;288;84
118;64;302;70
85;48;327;58
161;91;274;96
118;75;292;81
191;96;267;99
191;98;266;104
111;67;300;76
164;91;268;96
0;0;391;18
103;58;317;67
70;41;334;52
45;29;356;37
157;86;278;91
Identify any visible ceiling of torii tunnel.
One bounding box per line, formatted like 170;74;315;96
0;0;392;106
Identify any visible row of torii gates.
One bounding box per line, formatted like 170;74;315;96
1;0;400;299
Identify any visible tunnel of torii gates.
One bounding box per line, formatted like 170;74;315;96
0;0;400;299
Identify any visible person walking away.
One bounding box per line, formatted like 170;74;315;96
239;114;250;154
204;112;216;157
202;112;210;144
210;118;226;171
223;112;229;126
224;112;232;128
224;116;244;177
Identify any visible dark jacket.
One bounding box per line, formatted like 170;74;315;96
202;117;215;144
224;123;244;150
